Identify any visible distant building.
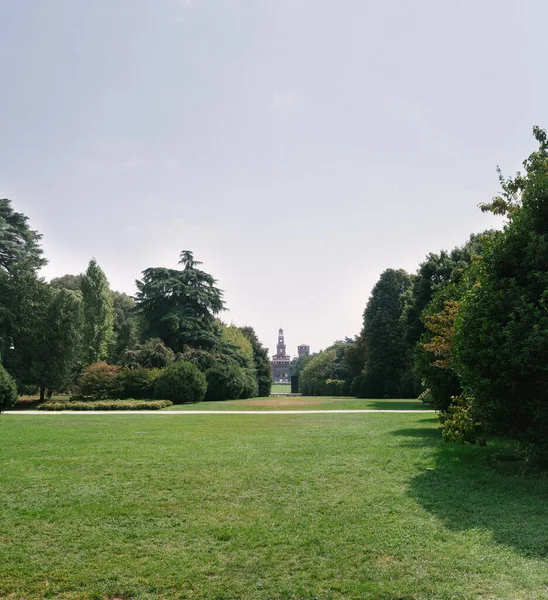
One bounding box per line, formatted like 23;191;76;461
271;329;310;382
271;328;290;382
297;344;310;357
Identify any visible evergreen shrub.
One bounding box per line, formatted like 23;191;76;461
0;364;18;411
205;363;245;401
118;368;161;399
154;361;207;404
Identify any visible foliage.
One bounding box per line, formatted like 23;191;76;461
402;233;493;354
135;250;225;352
109;291;142;364
49;273;83;291
154;361;207;404
118;368;161;400
239;326;272;397
120;337;175;369
0;363;18;411
479;126;547;218
78;361;122;400
1;275;83;400
0;199;46;275
324;379;345;396
205;363;245;401
289;352;314;378
454;127;548;455
438;395;480;445
38;399;173;411
240;367;259;399
220;324;253;366
360;269;414;398
81;259;114;364
415;297;463;411
299;349;336;395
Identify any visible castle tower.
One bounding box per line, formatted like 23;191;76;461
297;344;310;357
271;328;290;382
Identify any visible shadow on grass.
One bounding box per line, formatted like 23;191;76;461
392;425;548;557
366;399;426;410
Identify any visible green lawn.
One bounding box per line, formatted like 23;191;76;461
2;413;548;599
271;383;291;394
162;397;426;411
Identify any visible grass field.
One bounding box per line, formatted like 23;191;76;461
161;397;426;411
2;412;548;599
271;383;292;394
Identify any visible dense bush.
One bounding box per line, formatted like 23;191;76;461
205;363;245;401
178;348;234;372
0;364;18;411
350;374;367;398
120;338;175;369
154;361;207;404
38;399;173;411
454;128;548;457
438;396;479;445
324;379;346;396
78;361;122;400
240;367;259;399
118;367;160;399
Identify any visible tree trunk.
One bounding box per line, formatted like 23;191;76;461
39;386;45;402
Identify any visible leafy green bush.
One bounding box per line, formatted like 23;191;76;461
205;363;245;401
438;395;480;445
240;368;259;399
38;399;173;411
154;361;207;404
0;364;18;411
324;379;345;396
78;361;122;400
350;374;367;398
118;368;161;399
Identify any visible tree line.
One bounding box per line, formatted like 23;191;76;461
0;216;271;407
295;127;548;460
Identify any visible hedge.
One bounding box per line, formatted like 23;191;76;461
38;400;173;411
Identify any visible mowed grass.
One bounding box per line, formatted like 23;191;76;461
2;414;548;599
271;383;292;394
163;397;426;411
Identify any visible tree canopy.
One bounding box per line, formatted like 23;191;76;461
135;250;225;352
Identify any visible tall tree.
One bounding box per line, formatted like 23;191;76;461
239;326;272;397
454;126;548;454
81;259;114;364
360;269;414;398
0;199;46;275
2;276;83;400
109;291;142;364
135;250;225;352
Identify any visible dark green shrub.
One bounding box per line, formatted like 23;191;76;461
0;364;18;411
240;368;259;399
118;368;161;399
39;399;173;411
78;361;123;400
350;374;367;398
154;361;207;404
205;363;245;401
324;379;345;396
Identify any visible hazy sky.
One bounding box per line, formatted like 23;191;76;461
1;0;545;355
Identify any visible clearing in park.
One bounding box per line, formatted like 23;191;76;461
2;402;548;599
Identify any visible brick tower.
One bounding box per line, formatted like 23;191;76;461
271;328;290;382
